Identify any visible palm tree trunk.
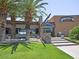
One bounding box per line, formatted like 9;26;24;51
11;15;16;39
0;13;7;41
39;16;43;40
0;16;6;41
25;12;32;40
25;23;30;40
0;3;7;41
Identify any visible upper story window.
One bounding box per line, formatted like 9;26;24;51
16;17;24;21
60;16;74;22
6;16;24;21
6;17;11;20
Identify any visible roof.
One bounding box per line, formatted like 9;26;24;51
6;20;39;25
53;15;79;17
49;15;79;22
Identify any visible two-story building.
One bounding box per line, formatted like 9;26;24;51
6;18;54;39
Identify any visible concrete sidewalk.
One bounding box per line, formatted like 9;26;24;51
29;37;79;59
51;37;79;59
58;45;79;59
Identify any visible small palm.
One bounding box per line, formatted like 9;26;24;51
0;40;31;54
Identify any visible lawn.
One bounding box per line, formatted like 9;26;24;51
0;42;73;59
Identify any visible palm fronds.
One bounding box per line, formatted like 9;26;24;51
0;0;48;54
43;13;51;23
0;40;31;54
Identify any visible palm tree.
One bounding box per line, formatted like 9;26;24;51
8;0;20;39
0;0;9;40
0;0;32;53
0;0;48;54
0;40;31;54
20;0;48;40
0;0;23;39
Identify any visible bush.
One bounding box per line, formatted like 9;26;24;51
69;26;79;40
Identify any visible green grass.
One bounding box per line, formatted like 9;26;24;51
0;42;73;59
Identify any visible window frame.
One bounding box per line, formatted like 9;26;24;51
60;16;74;22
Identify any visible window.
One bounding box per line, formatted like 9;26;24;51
6;17;11;20
16;28;20;34
16;17;24;21
60;16;74;22
43;28;51;33
16;28;26;34
35;28;39;34
6;28;11;34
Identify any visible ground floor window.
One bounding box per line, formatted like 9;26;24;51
30;28;39;34
16;28;26;34
6;28;11;34
43;28;52;33
35;28;39;34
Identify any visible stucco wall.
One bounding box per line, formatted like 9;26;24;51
49;16;79;36
16;24;25;28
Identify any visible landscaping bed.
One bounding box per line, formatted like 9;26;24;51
65;37;79;44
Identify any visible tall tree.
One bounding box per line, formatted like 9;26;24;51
0;0;21;39
8;0;20;39
0;0;9;40
0;0;48;53
21;0;48;40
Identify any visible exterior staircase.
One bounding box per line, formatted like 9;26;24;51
51;37;77;46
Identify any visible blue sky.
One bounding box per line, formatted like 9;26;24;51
8;0;79;21
44;0;79;16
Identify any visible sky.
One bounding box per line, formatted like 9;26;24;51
7;0;79;21
44;0;79;16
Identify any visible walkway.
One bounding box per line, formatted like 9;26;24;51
51;37;79;59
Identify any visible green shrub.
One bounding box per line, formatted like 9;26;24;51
69;26;79;40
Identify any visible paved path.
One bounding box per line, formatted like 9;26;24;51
51;37;79;59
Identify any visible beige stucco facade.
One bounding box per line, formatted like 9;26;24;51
5;21;40;38
49;15;79;36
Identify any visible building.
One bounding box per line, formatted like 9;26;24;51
42;22;55;36
6;20;54;39
6;20;39;39
49;15;79;36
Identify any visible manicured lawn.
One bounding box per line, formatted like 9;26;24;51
0;42;73;59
